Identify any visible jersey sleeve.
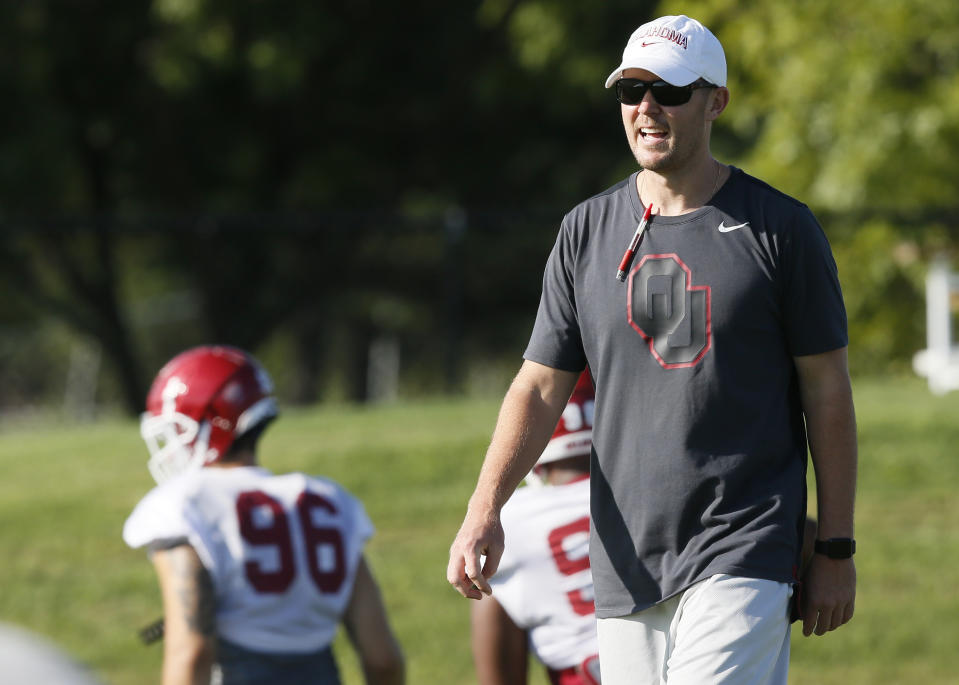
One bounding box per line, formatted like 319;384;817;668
122;479;219;574
122;483;192;550
524;216;588;372
339;487;374;547
780;207;848;356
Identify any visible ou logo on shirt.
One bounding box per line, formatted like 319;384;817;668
626;253;712;369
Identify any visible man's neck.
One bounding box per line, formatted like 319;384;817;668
639;158;728;216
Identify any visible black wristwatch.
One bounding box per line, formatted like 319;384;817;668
814;538;856;559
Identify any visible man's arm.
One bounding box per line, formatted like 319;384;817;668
152;544;216;685
447;360;579;599
342;555;405;685
793;346;857;637
470;595;529;685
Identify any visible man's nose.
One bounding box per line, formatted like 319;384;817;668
636;89;660;113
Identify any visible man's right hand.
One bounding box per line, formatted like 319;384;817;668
447;506;505;600
447;361;580;599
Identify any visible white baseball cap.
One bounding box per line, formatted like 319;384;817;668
605;15;727;89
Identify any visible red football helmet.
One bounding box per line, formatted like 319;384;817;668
540;371;595;465
140;345;278;484
527;371;594;485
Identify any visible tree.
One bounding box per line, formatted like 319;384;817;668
1;0;670;413
660;0;959;371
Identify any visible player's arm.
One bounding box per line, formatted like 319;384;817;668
151;543;216;685
342;555;405;685
448;361;579;599
793;346;857;637
470;595;529;685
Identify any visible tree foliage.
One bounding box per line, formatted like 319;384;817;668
0;0;660;413
666;0;959;215
662;0;959;373
3;1;956;412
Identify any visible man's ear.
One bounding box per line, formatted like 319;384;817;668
706;86;730;121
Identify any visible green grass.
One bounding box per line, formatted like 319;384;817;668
1;375;957;684
788;375;959;685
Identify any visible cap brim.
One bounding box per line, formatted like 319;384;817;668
604;53;701;89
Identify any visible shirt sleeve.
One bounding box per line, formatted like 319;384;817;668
122;479;219;575
780;207;848;356
343;489;375;546
524;216;588;371
122;484;191;550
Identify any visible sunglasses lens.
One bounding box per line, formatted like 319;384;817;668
616;80;693;107
615;81;640;105
651;84;691;106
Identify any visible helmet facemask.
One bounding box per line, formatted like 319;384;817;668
141;410;212;484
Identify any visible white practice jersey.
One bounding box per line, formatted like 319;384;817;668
123;466;372;653
491;476;597;671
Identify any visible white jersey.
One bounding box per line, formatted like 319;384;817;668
491;476;597;671
123;466;372;653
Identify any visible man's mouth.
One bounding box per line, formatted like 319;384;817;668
640;127;668;141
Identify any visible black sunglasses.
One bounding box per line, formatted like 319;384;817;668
614;78;715;107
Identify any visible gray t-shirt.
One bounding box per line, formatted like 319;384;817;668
524;167;847;618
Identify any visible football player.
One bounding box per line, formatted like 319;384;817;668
123;345;404;685
471;372;600;685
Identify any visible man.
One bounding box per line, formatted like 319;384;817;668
449;14;856;684
471;372;600;685
124;345;404;685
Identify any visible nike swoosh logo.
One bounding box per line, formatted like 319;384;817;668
717;221;749;233
641;41;662;47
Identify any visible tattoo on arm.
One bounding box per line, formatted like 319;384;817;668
168;546;217;638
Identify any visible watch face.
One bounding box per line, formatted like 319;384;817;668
816;538;856;559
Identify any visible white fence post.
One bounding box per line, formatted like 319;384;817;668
913;256;959;394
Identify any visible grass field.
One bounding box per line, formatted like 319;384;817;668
1;373;958;684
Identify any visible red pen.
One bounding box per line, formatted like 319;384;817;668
615;204;653;282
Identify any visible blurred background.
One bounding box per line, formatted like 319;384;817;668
3;0;956;422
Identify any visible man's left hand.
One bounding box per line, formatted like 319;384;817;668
800;554;856;636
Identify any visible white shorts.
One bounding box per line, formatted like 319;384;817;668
596;575;792;685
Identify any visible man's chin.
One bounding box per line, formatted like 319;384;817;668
631;146;673;171
633;156;672;173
